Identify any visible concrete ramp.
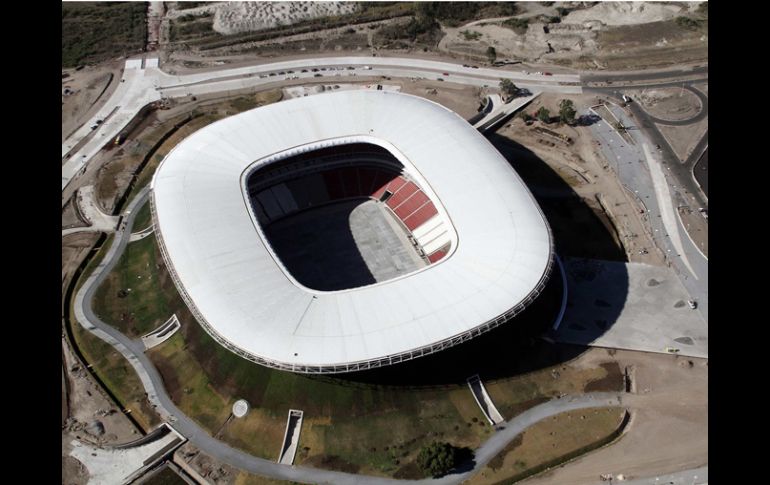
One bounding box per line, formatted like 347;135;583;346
141;314;180;350
69;423;185;484
475;92;540;132
277;409;304;465
467;375;505;425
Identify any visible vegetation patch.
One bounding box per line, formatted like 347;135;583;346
674;16;706;31
462;30;482;41
502;17;530;35
467;408;628;484
62;2;147;67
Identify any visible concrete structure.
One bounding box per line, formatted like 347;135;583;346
277;410;304;466
552;259;707;358
467;375;505;425
141;314;180;350
151;90;553;373
232;399;249;418
69;423;185;485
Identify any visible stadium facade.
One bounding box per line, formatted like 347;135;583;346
151;90;553;373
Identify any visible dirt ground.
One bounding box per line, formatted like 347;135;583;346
496;93;664;265
657;116;708;162
398;78;484;120
636;87;702;122
62;62;123;143
522;348;707;485
62;196;87;229
437;2;706;71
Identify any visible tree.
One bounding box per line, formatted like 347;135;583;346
499;78;519;99
536;106;551;123
559;99;576;124
417;442;460;477
486;46;497;64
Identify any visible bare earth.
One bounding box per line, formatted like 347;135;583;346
657;117;708;162
497;93;663;266
522;349;707;485
636;87;702;122
62;62;123;143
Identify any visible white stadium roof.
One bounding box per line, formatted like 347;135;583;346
151;90;553;373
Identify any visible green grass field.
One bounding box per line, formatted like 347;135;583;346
467;407;627;484
69;234;160;431
131;200;152;233
62;2;147;67
95;233;622;477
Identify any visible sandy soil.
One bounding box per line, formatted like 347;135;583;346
497;93;663;266
562;2;689;26
168;1;358;35
398;78;483;120
657;116;708;162
523;348;707;485
694;83;707;97
62;62;123;143
636;87;702;122
438;3;706;71
62;196;87;229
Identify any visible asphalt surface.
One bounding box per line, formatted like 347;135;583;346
71;199;625;483
585;105;708;323
585;83;708;211
643;86;708;126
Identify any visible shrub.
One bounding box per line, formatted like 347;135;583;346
502;17;529;35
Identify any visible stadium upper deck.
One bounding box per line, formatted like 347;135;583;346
151;90;553;373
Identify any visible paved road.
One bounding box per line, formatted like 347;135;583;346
586;106;708;323
71;190;629;483
585;83;708;210
63;56;710;196
62;56;583;192
643;85;708;126
581;65;708;84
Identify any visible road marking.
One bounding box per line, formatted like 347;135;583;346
641;143;698;280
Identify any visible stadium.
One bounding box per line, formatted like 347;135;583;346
150;90;553;374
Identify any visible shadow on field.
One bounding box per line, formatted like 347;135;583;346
306;131;630;388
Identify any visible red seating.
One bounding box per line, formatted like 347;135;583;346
403;201;438;231
386;181;418;210
393;191;429;220
427;248;448;263
256;164;449;264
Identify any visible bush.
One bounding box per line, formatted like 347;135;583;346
417;442;459;478
502;17;529;35
462;30;482;41
559;99;576;124
675;16;702;30
536;107;551;123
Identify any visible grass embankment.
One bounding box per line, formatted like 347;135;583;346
62;2;147;67
71;91;285;435
96;232;622;477
131;200;152;233
69;233;160;431
468;407;628;484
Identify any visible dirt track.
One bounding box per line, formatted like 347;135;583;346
523;349;707;485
